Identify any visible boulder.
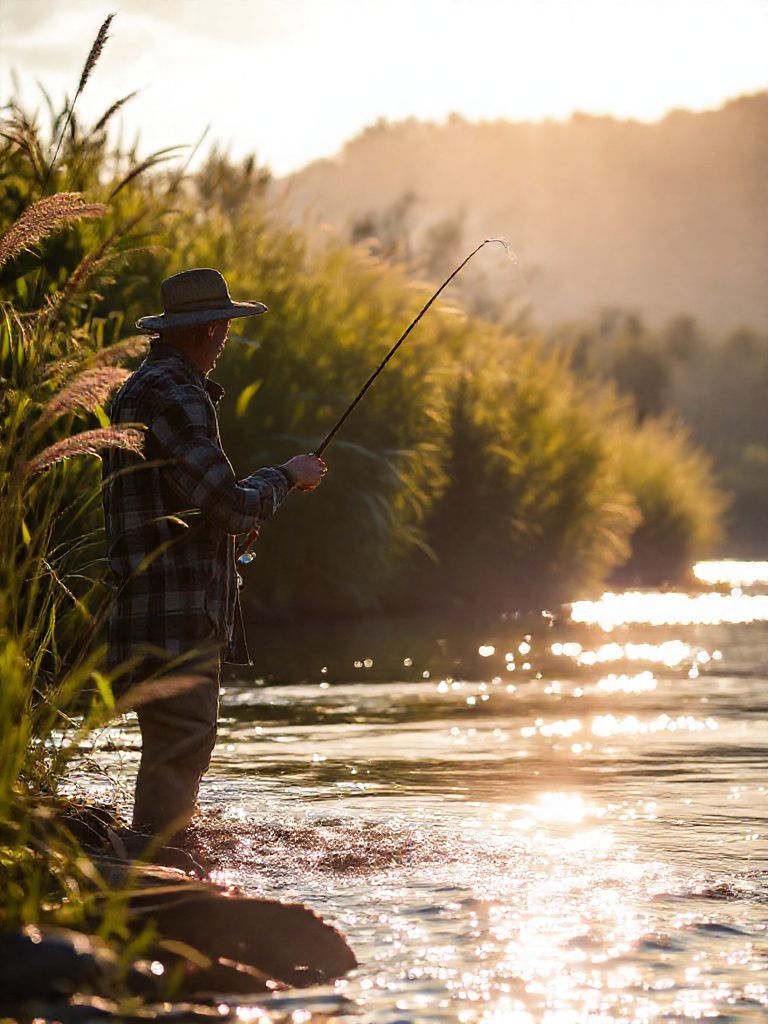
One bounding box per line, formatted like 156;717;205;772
94;859;357;993
0;926;119;998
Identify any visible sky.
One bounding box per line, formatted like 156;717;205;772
2;0;768;176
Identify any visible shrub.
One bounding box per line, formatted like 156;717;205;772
398;345;640;613
612;415;725;584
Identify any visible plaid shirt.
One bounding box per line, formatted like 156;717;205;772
103;342;292;674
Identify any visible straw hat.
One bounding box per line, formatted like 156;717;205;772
136;268;267;333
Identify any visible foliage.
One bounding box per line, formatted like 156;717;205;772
399;347;640;612
563;311;766;553
611;416;725;584
87;153;723;614
0;264;145;932
0;23;164;941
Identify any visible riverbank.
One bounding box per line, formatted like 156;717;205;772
1;799;356;1018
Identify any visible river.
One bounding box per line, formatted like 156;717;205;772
89;560;768;1022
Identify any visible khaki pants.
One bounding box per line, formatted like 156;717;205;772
131;641;221;837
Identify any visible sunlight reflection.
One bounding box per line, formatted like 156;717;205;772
552;639;695;667
234;1007;273;1022
481;1000;535;1024
82;563;768;1022
591;713;718;736
571;590;768;628
596;671;657;693
529;791;591;823
694;559;768;587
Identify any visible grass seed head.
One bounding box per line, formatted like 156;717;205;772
0;193;106;269
24;426;144;476
77;14;115;96
42;366;130;421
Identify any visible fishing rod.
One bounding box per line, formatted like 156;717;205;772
238;238;509;565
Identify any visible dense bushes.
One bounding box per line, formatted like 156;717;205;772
403;352;640;612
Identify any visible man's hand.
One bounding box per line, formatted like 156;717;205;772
282;454;327;492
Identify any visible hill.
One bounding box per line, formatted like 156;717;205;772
276;94;768;331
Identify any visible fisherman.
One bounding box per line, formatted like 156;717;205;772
103;268;326;843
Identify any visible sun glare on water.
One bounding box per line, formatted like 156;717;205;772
570;590;768;629
551;638;699;666
693;559;768;587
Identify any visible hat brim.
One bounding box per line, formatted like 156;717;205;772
136;300;267;334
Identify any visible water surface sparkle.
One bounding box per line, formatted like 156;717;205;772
694;559;768;587
571;590;768;628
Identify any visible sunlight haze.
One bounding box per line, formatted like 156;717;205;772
2;0;768;175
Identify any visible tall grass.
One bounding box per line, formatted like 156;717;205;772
400;347;641;613
0;21;170;937
0;288;142;933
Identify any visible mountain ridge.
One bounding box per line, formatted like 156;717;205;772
275;93;768;331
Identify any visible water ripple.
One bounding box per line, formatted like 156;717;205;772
79;565;768;1022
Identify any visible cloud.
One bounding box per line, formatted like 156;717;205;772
1;0;297;51
2;0;767;176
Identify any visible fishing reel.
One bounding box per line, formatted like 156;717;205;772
237;526;260;565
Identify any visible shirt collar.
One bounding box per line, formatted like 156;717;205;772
205;378;225;406
147;341;226;406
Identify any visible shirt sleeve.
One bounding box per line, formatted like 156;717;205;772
149;384;292;535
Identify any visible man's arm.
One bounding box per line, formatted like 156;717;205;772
149;383;292;535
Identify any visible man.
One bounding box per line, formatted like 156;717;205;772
103;268;325;840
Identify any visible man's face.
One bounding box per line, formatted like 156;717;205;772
203;319;231;371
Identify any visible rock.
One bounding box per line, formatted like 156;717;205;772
0;995;118;1023
87;857;356;993
180;954;284;995
100;827;208;877
128;885;357;992
1;995;234;1023
0;926;119;998
9;798;357;1002
60;803;118;850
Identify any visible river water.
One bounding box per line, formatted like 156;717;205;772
94;561;768;1022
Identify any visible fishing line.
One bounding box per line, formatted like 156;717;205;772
238;238;511;564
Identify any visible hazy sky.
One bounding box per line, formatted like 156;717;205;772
2;0;768;175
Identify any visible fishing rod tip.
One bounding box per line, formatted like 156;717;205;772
483;237;517;262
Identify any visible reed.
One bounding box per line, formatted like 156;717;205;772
0;192;106;268
88;334;148;366
24;425;143;475
92;90;138;135
42;13;114;190
0;182;147;941
41;366;130;421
